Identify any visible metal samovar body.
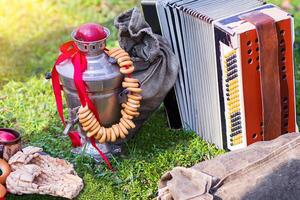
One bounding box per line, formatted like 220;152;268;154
56;25;123;160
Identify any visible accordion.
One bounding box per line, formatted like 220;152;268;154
155;0;297;150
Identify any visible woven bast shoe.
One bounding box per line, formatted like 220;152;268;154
6;146;83;199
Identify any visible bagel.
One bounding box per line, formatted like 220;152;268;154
120;66;135;74
106;128;111;142
127;87;142;93
78;105;89;114
128;98;140;105
79;112;93;123
122;103;138;112
121;109;134;119
87;125;101;137
124;108;140;117
123;118;136;129
89;120;100;131
120;118;131;129
99;127;107;144
108;47;123;55
79;109;91;119
119;60;133;67
127;102;140;108
122;82;139;88
112;125;120;138
117;56;131;65
118;123;129;135
110;49;124;57
110;128;117;142
117;124;126;139
81;115;95;127
115;52;129;59
95;127;104;140
124;77;139;83
128;93;142;101
83;118;97;132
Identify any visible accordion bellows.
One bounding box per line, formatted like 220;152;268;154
156;0;296;150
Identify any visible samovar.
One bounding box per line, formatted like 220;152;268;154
53;23;124;160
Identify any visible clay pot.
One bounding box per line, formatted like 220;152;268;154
0;129;21;161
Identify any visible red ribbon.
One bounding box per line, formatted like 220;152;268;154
90;137;113;171
52;41;113;171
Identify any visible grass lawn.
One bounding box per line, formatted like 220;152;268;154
0;0;299;199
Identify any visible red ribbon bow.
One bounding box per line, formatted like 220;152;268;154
51;41;113;171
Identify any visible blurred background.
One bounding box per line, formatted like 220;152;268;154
0;1;298;84
0;0;138;84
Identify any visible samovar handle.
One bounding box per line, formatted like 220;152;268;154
45;72;52;80
63;107;80;135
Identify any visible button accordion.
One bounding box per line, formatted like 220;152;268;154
155;0;297;150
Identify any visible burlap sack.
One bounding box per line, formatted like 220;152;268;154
114;8;179;140
158;133;300;200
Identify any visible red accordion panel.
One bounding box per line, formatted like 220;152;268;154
240;18;296;145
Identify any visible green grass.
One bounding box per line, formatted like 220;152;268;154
0;0;300;199
0;78;223;200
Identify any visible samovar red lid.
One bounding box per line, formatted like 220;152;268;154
74;23;107;42
71;23;110;56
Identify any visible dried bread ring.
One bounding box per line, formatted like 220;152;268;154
89;121;100;132
124;77;139;83
127;87;142;93
106;128;111;142
117;124;126;139
112;125;120;138
99;127;107;144
117;56;131;64
110;128;117;142
120;66;135;74
95;127;104;140
115;52;129;59
79;112;93;123
119;60;133;67
122;103;138;112
78;106;89;114
128;98;140;105
124;108;140;117
83;118;97;131
122;82;139;88
128;93;142;101
121;109;134;119
109;48;122;55
79;109;92;119
127;102;140;108
120;118;131;129
110;49;124;57
78;47;143;143
87;125;101;137
123;118;136;129
119;123;129;135
94;131;101;140
81;115;95;127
